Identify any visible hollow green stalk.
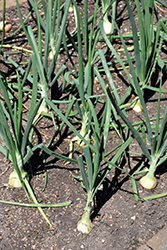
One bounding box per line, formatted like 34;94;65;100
32;86;49;124
72;111;90;147
65;111;90;165
1;0;6;45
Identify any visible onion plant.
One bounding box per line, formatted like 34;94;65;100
44;96;110;233
15;0;70;122
98;1;167;194
76;98;111;234
100;0;167;112
0;66;52;226
106;69;167;193
0;59;40;188
124;0;167;112
0;52;72;227
74;84;135;233
55;0;135;233
42;84;134;233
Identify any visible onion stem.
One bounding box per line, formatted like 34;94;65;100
65;112;90;165
73;112;90;147
49;34;60;60
33;99;49;124
33;84;49;124
102;0;112;35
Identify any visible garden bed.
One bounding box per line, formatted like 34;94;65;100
0;0;167;249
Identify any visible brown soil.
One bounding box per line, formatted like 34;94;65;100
0;1;167;250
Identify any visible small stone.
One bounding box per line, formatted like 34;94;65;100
5;23;12;32
131;216;136;220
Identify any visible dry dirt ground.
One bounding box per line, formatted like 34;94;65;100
0;1;167;249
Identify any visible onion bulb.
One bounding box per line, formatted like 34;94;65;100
49;50;60;60
8;170;29;188
77;211;93;234
131;97;143;112
140;173;157;190
69;2;74;13
33;99;49;124
103;15;112;35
